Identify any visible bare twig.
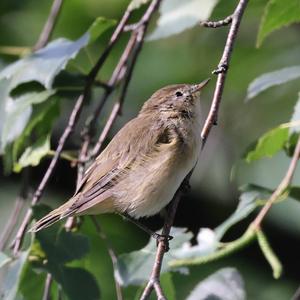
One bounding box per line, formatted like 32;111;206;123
140;0;250;298
252;137;300;229
12;7;132;255
34;0;64;51
201;0;249;142
199;15;233;28
91;217;123;300
42;273;53;300
140;185;185;300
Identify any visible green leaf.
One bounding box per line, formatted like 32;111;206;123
160;273;176;300
116;228;191;286
186;268;246;300
215;184;272;240
0;17;115;90
128;0;150;11
53;266;101;300
289;186;300;201
0;87;55;152
246;66;300;100
13;134;50;172
12;97;60;168
0;251;29;300
244;126;289;163
147;0;219;41
257;0;300;47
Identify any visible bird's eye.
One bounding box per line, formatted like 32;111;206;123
175;91;183;97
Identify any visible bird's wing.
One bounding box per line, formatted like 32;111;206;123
68;115;174;213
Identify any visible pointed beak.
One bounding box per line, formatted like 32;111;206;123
191;78;211;93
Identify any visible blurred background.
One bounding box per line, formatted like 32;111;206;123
1;0;300;299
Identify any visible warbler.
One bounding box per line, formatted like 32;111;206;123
30;79;210;233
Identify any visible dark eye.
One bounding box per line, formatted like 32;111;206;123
175;91;183;97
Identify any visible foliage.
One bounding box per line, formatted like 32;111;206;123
1;0;300;299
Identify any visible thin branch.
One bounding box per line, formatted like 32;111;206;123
34;0;64;51
42;273;53;300
252;136;300;229
199;15;233;28
201;0;249;142
12;8;132;255
140;0;250;298
140;179;188;300
91;217;123;300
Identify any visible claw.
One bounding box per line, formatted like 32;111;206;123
153;233;173;252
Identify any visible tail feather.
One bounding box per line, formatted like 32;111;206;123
29;195;80;233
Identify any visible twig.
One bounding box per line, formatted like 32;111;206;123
34;0;64;51
12;7;132;255
201;0;249;142
42;273;53;300
91;217;123;300
199;15;233;28
252;136;300;229
140;188;184;300
140;0;250;298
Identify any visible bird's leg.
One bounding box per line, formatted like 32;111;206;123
120;213;173;251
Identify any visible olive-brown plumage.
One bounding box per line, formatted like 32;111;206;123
30;79;209;232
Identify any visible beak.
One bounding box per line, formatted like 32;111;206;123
191;78;211;93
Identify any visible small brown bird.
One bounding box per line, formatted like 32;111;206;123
30;79;210;233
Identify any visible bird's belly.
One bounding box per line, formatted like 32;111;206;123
114;146;198;218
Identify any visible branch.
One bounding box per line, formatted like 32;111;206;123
42;273;53;300
201;0;249;142
34;0;64;51
199;15;233;28
140;1;250;298
12;7;132;255
252;136;300;229
91;217;123;300
140;178;189;300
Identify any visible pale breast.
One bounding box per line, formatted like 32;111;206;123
113;116;201;218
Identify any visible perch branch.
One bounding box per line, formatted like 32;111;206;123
141;0;250;298
12;7;132;255
201;0;249;142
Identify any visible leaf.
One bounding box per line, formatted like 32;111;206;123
288;186;300;202
0;87;55;152
215;184;272;240
244;126;289;163
246;66;300;100
128;0;150;11
0;251;29;300
115;228;191;286
12;97;60;169
171;228;218;259
257;0;300;47
54;266;101;300
0;17;115;90
289;92;300;134
13;134;50;172
186;268;246;300
147;0;218;41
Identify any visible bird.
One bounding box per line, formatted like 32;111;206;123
29;79;210;234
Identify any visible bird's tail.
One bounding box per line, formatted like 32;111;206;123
29;194;80;233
